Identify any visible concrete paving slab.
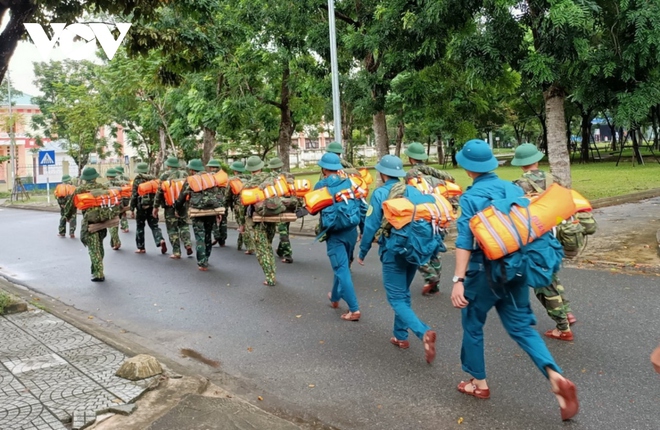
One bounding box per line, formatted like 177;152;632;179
147;394;302;430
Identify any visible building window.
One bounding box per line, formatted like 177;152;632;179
305;139;319;149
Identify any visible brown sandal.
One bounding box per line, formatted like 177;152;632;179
341;311;360;321
135;249;146;254
328;292;339;309
457;378;490;399
423;330;436;364
170;254;181;259
390;337;410;349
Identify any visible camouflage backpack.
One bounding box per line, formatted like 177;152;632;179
188;173;222;210
254;174;298;216
85;189;122;224
576;211;597;235
556;219;586;258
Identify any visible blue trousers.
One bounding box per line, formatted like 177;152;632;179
326;229;359;312
380;250;430;341
461;255;562;380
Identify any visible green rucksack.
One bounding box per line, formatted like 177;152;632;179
86;189;122;224
556;219;586;258
253;175;298;216
576;211;597;235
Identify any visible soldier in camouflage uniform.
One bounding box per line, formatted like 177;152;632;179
115;166;130;232
225;161;253;252
241;156;277;285
105;168;125;250
153;157;193;259
267;157;294;263
56;174;77;238
512;143;576;341
64;167;109;282
176;159;219;271
404;142;455;296
206;159;228;247
130;162;167;254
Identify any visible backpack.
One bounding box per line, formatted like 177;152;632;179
187;172;221;210
555;219;586;258
254;174;297;217
576;211;597;235
382;185;446;266
470;182;564;288
81;189;122;224
137;177;159;208
318;177;362;234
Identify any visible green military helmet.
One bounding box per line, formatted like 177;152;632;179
206;159;221;168
80;167;100;181
135;162;149;174
404;142;428;161
115;166;125;174
511;143;544;167
326;141;344;154
61;174;72;183
106;168;118;178
187;158;205;172
375;155;406;178
245;156;265;172
267;157;284;169
165;157;180;168
230;161;246;173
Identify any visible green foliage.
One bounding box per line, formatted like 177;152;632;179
0;291;10;315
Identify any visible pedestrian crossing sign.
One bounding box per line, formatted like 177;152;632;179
38;150;56;166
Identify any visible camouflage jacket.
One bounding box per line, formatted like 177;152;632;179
239;172;271;223
513;169;562;194
154;168;187;209
405;162;454;183
129;173;156;211
64;180;110;244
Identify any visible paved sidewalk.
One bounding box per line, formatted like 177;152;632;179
0;309;156;430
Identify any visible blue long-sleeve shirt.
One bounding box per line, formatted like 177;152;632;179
359;178;400;260
455;172;524;251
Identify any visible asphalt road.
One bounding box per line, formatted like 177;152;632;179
1;208;658;430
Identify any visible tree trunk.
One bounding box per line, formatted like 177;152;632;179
277;65;294;172
153;127;166;176
341;105;353;164
372;111;389;160
580;112;592;162
202;127;216;165
435;133;444;164
605;115;617;151
543;85;571;187
631;128;644;165
0;3;37;85
652;105;660;151
394;117;404;157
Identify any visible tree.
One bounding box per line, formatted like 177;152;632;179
32;60;110;174
0;0;163;85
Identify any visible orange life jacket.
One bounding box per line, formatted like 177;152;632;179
303;180;366;214
187;172;217;192
434;181;463;199
74;189;122;210
213;170;229;188
469;183;577;260
289;179;312;197
240;187;266;206
54;183;76;198
262;175;291;199
119;185;132;198
407;176;435;194
138;179;160;196
383;194;456;230
571;189;592;212
358;168;373;185
229;177;244;195
161;179;186;207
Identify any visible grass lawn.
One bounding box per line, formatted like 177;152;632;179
294;159;660;201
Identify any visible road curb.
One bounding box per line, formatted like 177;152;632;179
591;188;660;209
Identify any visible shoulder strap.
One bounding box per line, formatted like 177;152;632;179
523;177;545;194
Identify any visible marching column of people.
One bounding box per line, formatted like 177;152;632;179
60;142;583;422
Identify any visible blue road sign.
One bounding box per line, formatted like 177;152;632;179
38;150;56;166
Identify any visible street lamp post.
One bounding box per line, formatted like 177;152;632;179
327;0;342;146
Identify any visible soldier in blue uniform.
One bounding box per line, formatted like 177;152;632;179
358;155;437;364
449;139;578;421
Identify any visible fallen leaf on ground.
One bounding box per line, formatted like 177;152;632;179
112;398;123;404
319;340;325;344
296;315;302;318
308;384;315;388
458;417;464;424
258;396;263;401
247;347;253;352
88;316;93;320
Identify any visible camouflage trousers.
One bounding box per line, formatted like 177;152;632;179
58;208;76;235
192;216;215;268
418;253;442;293
534;274;573;331
120;211;129;231
86;228;107;279
109;226;121;248
248;222;276;285
212;209;228;246
135;208;164;250
164;207;192;255
275;222;292;260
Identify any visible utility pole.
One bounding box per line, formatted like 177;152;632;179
7;70;16;195
327;0;342;146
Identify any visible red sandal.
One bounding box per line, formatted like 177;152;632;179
390;337;410;349
341;311;360;321
423;330;436;364
327;292;339;309
554;378;579;421
457;379;490;399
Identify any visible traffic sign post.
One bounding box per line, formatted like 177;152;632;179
38;151;56;204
